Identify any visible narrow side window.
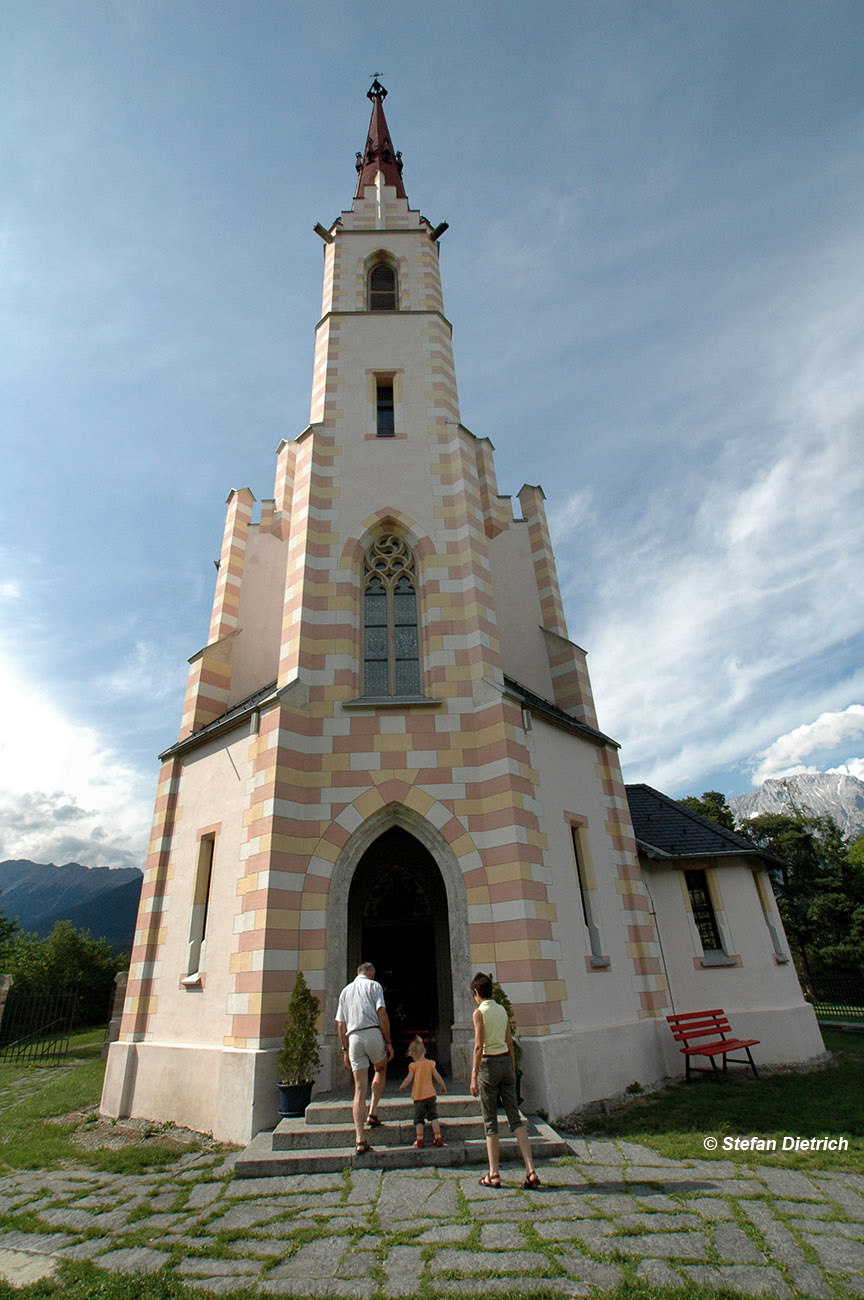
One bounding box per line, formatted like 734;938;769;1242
684;869;722;952
376;379;395;437
369;262;397;311
571;826;609;967
752;869;788;961
186;836;215;978
363;534;421;697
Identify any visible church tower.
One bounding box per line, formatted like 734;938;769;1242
102;85;819;1144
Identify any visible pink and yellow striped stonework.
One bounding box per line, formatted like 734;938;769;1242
112;167;660;1129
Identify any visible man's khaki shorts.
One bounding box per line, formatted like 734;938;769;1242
348;1027;386;1073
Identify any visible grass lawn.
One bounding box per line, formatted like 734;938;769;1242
0;1029;195;1174
570;1027;864;1172
0;1274;799;1300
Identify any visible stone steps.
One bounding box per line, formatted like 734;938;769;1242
235;1088;568;1177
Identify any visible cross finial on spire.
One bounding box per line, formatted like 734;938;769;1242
355;78;406;199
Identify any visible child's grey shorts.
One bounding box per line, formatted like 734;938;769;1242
413;1095;438;1124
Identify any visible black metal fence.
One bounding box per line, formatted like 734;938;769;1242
0;990;78;1063
803;973;864;1022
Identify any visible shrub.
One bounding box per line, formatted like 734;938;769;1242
278;970;322;1084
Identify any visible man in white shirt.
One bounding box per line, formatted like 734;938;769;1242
335;961;394;1153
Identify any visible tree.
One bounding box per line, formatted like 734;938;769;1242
0;909;18;950
0;921;125;1027
848;832;864;868
740;809;864;978
679;791;736;831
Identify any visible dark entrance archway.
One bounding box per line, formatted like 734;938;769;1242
347;826;453;1073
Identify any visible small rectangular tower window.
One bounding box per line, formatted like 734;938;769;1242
376;380;395;437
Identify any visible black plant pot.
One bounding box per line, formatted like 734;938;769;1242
278;1081;313;1118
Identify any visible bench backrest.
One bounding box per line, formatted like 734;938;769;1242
666;1009;732;1043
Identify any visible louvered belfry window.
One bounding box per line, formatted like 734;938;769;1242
369;263;397;311
363;534;421;697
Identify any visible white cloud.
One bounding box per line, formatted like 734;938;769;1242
827;758;864;782
556;233;864;796
752;706;864;785
100;640;188;703
0;647;153;869
548;488;595;543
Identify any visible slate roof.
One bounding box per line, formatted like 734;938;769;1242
625;782;775;863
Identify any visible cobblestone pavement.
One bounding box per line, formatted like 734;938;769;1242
0;1138;863;1297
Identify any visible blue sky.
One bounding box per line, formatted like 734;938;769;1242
1;1;863;869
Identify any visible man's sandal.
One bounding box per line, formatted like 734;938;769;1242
355;1141;372;1155
478;1173;501;1188
522;1171;541;1189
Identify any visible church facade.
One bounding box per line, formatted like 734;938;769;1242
101;85;823;1144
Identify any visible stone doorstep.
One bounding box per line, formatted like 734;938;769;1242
305;1092;481;1126
273;1114;486;1150
235;1117;567;1178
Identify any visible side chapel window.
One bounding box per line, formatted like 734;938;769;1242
369;263;397;311
684;869;723;953
363;534;421;697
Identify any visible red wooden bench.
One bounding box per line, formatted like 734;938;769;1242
666;1009;760;1082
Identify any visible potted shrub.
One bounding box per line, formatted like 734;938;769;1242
277;970;322;1118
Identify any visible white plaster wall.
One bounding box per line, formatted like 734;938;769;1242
644;860;814;1015
138;730;252;1045
488;523;556;699
525;718;647;1031
230;528;288;704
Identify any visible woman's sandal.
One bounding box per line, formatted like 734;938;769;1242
366;1114;383;1128
355;1141;373;1155
478;1173;501;1188
522;1171;541;1190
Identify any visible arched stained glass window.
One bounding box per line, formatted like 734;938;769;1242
368;262;397;311
363;534;421;696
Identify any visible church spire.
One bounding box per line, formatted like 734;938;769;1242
354;79;406;199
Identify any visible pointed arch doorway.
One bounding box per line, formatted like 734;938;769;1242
347;826;453;1073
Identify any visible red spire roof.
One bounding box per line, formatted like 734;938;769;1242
354;80;406;199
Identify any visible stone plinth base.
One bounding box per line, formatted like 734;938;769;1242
101;1040;283;1145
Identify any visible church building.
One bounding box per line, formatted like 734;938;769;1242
101;84;823;1145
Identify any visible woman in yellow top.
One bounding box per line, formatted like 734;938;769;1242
469;971;540;1189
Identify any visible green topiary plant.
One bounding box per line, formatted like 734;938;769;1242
490;978;522;1073
278;971;322;1085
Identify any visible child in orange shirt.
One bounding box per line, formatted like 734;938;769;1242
399;1036;446;1148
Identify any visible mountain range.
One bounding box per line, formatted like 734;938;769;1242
0;860;143;952
728;773;864;842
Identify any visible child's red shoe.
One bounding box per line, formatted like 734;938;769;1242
433;1135;444;1147
412;1139;425;1148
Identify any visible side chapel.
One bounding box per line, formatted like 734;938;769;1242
101;84;823;1144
